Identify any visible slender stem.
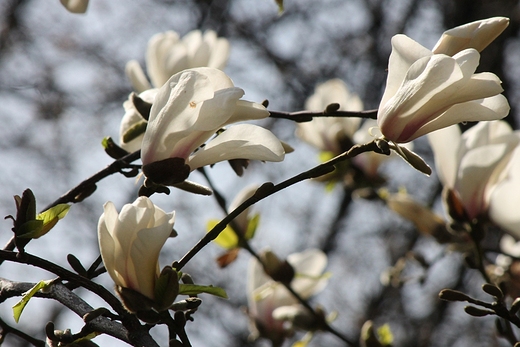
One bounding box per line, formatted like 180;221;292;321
269;109;378;123
0;316;45;347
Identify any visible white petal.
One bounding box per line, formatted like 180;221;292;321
186;124;285;169
379;35;433;109
125;60;152;93
427;125;462;188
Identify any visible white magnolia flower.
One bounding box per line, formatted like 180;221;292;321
377;34;509;143
296;79;363;154
119;89;158;153
247;249;329;345
428;121;520;222
98;197;175;300
141;67;285;185
126;30;230;92
60;0;89;13
433;17;509;56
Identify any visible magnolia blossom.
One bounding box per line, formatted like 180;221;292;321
377;34;509;143
141;67;285;186
428;121;520;225
97;197;175;300
60;0;89;13
433;17;509;56
126;30;230;92
296;79;362;154
119;89;157;152
247;249;329;344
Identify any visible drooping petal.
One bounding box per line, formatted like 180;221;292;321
186;124;285;169
288;249;329;298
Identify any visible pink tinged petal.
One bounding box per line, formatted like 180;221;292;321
379;35;433;109
409;95;510;141
378;54;463;141
489;148;520;237
427;125;462;188
125;60;152;93
433;17;510;56
186;124;285;170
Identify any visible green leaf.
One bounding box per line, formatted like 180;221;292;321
13;280;53;323
17;220;44;238
245;214;260;241
178;284;228;299
209;220;238;249
20;204;70;239
275;0;284;13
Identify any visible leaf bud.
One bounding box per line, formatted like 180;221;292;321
464;305;493;317
481;283;503;299
438;289;472;302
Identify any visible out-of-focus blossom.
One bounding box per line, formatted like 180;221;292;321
296;79;362;154
97;197;175;301
141;67;285;186
428;121;520;234
60;0;89;13
126;30;230;92
119;89;157;152
247;249;329;345
433;17;509;56
297;79;406;181
377;34;509;143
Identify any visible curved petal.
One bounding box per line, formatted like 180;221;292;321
379;35;433;109
489;148;520;238
208;38;230;70
186;124;285;169
427;125;461;188
409;95;510;141
227;100;269;123
125;60;152;93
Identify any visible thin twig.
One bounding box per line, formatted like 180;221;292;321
269;109;378;123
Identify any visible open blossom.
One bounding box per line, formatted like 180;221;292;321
97;197;175;300
126;30;230;92
247;249;329;345
428;121;520;227
377;34;509;143
433;17;509;56
141;67;285;186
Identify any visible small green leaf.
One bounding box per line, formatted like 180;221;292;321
275;0;284;13
20;204;70;239
17;220;44;238
209;220;238;249
178;284;228;299
13;280;53;323
154;266;179;311
245;214;260;241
